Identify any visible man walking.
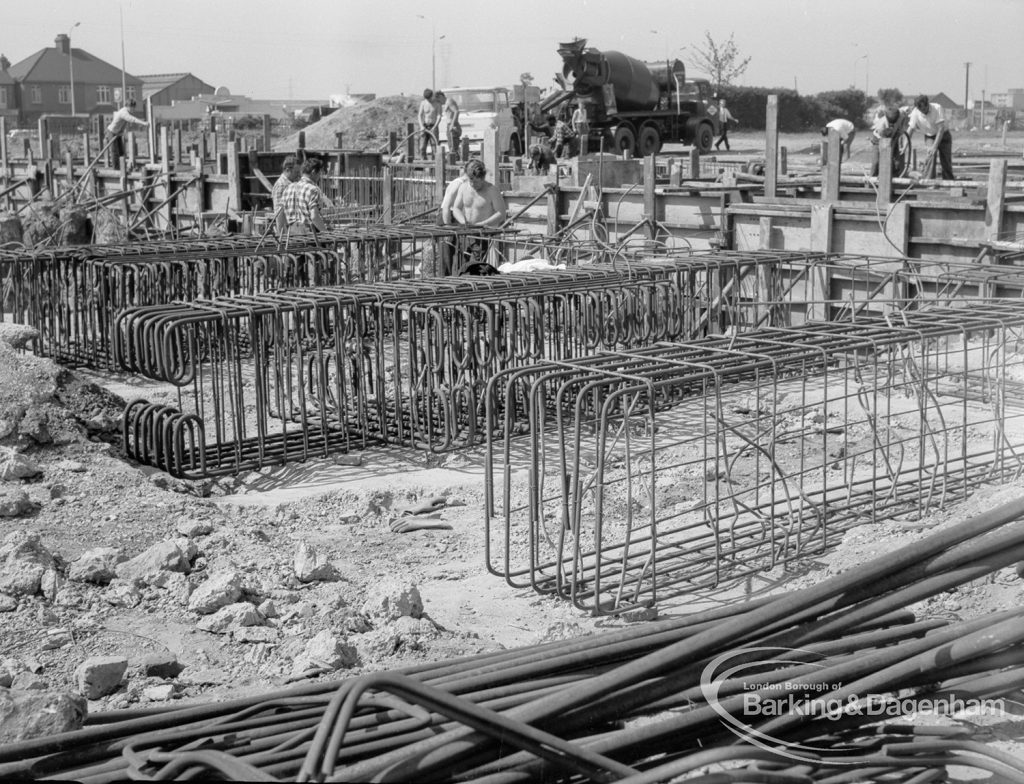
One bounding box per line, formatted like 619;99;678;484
714;98;736;151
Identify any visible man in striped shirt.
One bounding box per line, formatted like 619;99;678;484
282;158;327;234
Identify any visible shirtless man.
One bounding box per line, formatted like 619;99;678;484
417;88;440;159
450;159;507;273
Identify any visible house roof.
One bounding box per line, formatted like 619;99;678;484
8;44;141;85
137;72;213;99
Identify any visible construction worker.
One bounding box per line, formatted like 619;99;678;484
106;99;149;166
438;91;462;161
907;94;954;180
272;155;301;234
282;158;327;235
417;88;440;160
820;118;856;161
450;159;507;274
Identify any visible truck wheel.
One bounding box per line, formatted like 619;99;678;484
638;125;662;156
696;124;714;154
613;125;637;157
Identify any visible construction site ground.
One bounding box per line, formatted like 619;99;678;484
1;114;1024;775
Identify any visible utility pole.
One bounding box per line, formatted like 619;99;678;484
964;62;971;117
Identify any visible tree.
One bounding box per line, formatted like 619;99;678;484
688;31;751;93
876;87;904;107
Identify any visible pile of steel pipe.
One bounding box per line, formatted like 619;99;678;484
485;302;1024;615
1;497;1023;781
0;225;516;367
115;251;847;477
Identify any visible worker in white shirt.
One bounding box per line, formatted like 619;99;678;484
906;94;954;180
106;99;149;166
820;118;856;161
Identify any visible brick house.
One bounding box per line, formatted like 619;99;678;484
7;33;143;123
0;63;16;123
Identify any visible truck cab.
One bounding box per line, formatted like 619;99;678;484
440;85;541;158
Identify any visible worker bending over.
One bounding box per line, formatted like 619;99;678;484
450;159;507;274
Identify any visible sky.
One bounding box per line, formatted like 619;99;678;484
4;0;1022;104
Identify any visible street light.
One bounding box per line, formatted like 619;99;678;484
416;14;441;92
854;52;869;97
68;21;80;115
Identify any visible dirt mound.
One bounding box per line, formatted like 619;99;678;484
274;95;420;152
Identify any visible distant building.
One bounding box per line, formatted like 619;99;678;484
139;73;216;107
152;90;323;123
991;89;1024;111
7;33;143;123
0;63;16;123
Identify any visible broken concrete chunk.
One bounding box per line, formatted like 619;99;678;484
75;656;127;700
291;630;358;675
176;518;214;538
140;654;184;679
0;449;42;481
69;547;128;585
360;580;423;622
0;488;34;518
0;323;38;351
0;689;86;743
115;541;191;586
187;570;246;614
195;602;263;634
143;684;175;702
293;541;341;583
0;531;56;597
232;626;280;644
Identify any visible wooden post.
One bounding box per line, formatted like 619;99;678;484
810;203;833;252
764;95;778;197
297;131;305;151
483;126;500;189
174;127;183;164
822;128;841;202
434;145;446;206
985;158;1008;245
689;146;700;179
146;96;156;161
127;133;138;165
81;132;90;167
388;131;398;156
160;126;172;170
382;165;394;224
65;151;74;191
779;147;787;176
120;155;130;226
643;154;657;240
37;117;48;159
406;122;416;161
335;132;345;149
877;138;893;206
199;133;208;164
546;183;559;236
758;216;773;250
262;115;272;152
0;117;7;201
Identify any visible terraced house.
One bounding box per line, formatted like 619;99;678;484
6;33;142;123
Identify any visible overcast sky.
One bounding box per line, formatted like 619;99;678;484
4;0;1021;103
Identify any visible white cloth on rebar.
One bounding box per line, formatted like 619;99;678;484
497;258;566;274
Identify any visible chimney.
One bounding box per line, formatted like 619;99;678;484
55;34;70;54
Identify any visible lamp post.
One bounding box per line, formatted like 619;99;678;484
855;53;869;97
68;21;80;115
416;14;438;92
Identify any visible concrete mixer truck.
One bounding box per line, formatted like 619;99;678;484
556;38;721;156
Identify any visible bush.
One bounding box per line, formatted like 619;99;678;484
716;87;870;131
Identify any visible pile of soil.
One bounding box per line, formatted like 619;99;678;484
274;95;420;152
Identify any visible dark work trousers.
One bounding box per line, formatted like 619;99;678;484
922;129;954;180
715;126;730;151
